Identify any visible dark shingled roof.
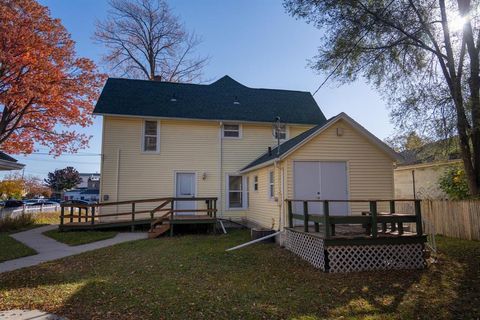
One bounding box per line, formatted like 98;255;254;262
0;151;18;163
93;76;327;125
398;137;460;166
241;120;332;171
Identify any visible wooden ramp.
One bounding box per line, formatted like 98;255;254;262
59;197;218;237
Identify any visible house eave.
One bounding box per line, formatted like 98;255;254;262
93;112;321;127
0;159;25;171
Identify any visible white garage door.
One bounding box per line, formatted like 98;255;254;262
293;161;349;217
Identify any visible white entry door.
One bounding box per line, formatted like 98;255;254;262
175;172;196;215
293;161;349;218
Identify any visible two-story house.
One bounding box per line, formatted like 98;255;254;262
93;76;398;229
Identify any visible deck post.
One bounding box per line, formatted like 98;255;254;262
414;199;423;235
78;207;82;223
390;200;397;231
370;201;378;238
91;206;95;225
85;207;89;222
131;202;135;232
323;201;330;239
213;199;217;219
303;201;309;232
170;199;174;236
287;200;293;228
70;206;73;223
60;206;64;228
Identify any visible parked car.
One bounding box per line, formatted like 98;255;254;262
24;199;60;206
61;199;93;206
3;200;25;208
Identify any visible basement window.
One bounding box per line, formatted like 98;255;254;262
142;120;159;152
222;124;241;138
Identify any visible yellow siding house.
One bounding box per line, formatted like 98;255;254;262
93;76;398;229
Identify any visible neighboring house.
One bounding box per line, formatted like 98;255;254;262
77;173;100;189
394;139;461;199
64;188;99;202
63;173;100;202
93;76;398;229
0;151;24;171
395;160;461;199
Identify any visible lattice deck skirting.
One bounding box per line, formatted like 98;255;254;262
285;229;426;273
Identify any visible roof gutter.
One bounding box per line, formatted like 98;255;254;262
0;159;25;170
93;112;320;127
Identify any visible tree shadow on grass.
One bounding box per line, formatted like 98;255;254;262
0;233;478;319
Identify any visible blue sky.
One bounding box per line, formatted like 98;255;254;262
12;0;393;179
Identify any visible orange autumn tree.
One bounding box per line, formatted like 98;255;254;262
0;0;105;155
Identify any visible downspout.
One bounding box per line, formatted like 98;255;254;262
219;122;224;218
274;159;282;231
116;148;121;216
280;162;285;230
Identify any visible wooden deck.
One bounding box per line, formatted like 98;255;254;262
285;199;427;246
59;197;218;236
287;225;426;246
60;214;217;231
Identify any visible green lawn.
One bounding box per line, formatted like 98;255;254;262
43;230;118;246
0;233;36;262
0;231;478;319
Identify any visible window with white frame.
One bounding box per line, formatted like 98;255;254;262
223;124;241;138
253;175;258;191
268;170;274;198
274;130;287;141
227;175;247;209
143;120;159;152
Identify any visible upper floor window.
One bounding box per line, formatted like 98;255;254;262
223;124;241;138
143;120;159;152
274;130;287;141
253;175;258;191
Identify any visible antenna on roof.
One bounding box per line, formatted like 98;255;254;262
272;116;286;156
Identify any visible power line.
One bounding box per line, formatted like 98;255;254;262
312;0;396;96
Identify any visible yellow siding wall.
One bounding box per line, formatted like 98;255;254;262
285;119;394;214
245;166;281;229
100;117;219;218
100;116;312;219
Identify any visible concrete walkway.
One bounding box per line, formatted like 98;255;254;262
0;225;147;273
0;309;66;320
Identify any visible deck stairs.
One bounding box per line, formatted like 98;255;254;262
148;212;172;239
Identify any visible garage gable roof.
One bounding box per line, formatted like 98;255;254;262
93;76;327;125
240;113;399;173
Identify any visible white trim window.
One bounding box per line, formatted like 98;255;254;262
253;175;258;191
268;170;274;198
274;126;288;142
227;175;248;209
142;120;159;152
222;124;241;138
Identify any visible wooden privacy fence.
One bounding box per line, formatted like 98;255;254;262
396;200;480;241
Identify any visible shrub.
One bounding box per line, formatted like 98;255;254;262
438;166;470;200
0;213;35;233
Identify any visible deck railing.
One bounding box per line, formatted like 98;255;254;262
285;199;423;239
60;197;217;231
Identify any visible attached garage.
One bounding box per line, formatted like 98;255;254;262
240;112;399;230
